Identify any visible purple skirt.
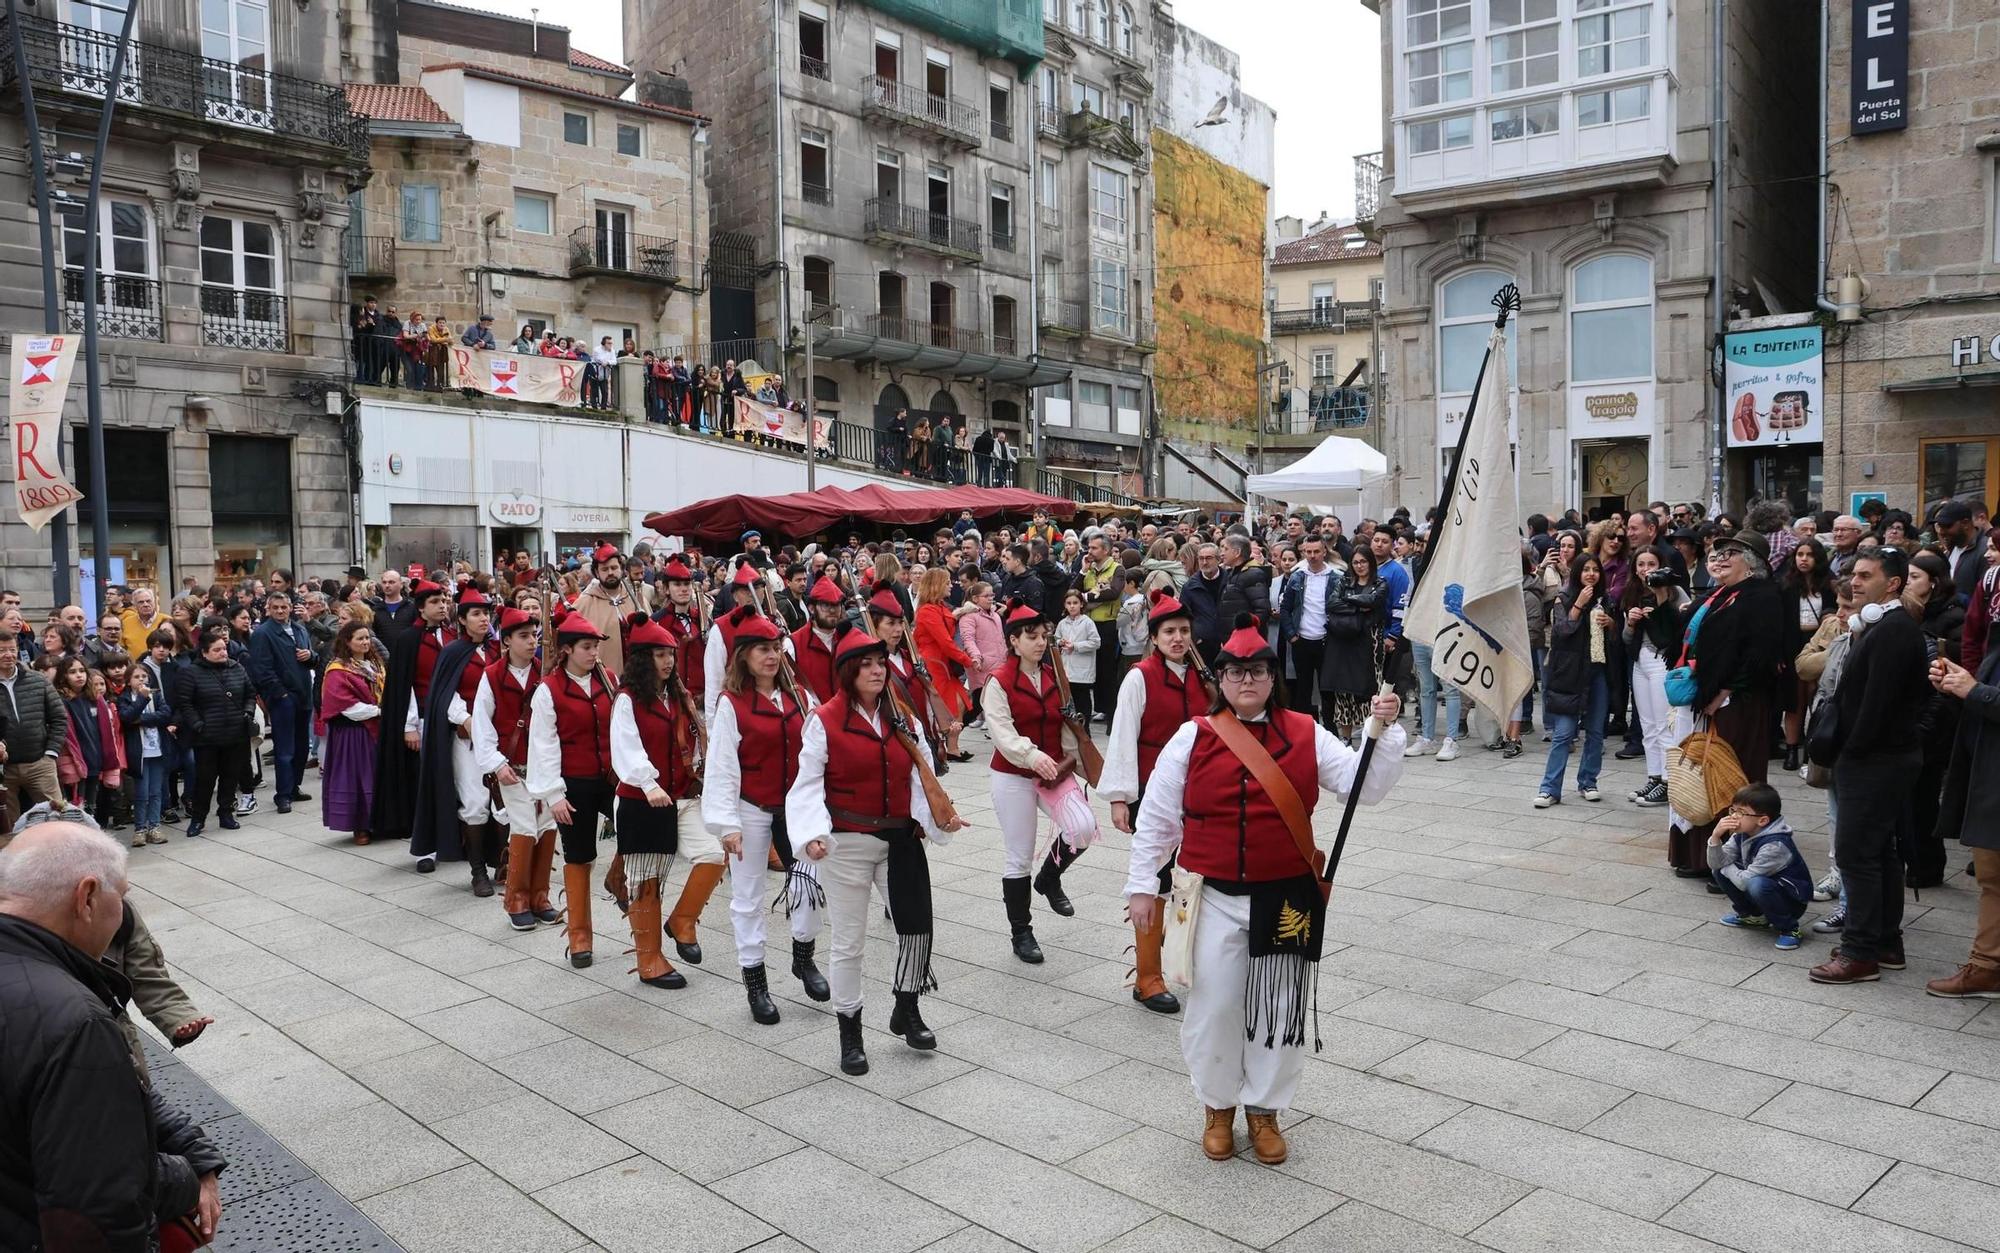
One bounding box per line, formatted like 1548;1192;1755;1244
320;720;377;834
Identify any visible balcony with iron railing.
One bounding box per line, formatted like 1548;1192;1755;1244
990;115;1014;142
863;197;982;261
801;181;833;207
199;287;288;352
1354;150;1383;226
1039;295;1086;336
1039;465;1141;508
1;12;366;164
1269;300;1377;336
1038;103;1063;134
799;54;830;82
568;226;682;285
858;74;982;147
864;314;991;355
1269;385;1372;435
345;234;396;283
62;271;163;342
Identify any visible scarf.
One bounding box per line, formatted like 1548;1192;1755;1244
1246;874;1328;1050
876;822;936;994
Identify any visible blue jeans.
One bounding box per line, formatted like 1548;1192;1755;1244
1410;641;1462;742
1517;645;1547;722
136;755;167;830
1539;669;1608;799
1715;872;1803;931
267;694;310;802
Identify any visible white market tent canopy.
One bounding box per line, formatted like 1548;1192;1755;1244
1245;436;1390;509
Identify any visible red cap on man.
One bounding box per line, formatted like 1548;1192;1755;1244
808;576;845;605
660;557;694;582
496;607;536;634
409;578;445;601
592;543;620;566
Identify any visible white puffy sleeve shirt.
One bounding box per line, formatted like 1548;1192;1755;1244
785;704;948;859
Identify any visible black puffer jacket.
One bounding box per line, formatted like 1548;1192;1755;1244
0;914;224;1252
1219;561;1274;627
178;654;256;748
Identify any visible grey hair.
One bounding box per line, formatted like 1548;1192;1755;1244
1223;534;1253;562
0;809;128;907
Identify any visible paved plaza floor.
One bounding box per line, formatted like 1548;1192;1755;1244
126;721;2000;1253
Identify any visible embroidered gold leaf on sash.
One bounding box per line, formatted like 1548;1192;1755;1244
1276;900;1311;945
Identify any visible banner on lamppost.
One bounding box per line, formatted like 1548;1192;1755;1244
9;334;85;533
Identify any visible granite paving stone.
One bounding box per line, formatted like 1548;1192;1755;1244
533;1158;776;1253
712;1148;965;1253
747;1078;974;1174
1272;1118;1530;1235
1470;1189;1736;1253
432;1092;638;1191
903;1067;1140;1162
1414;1106;1710;1221
887;1140;1157;1253
1335;987;1566;1059
1670;1020;1950;1105
1662;1175;1978;1253
1582;1092;1894;1207
1520;1029;1789;1116
1268;1201;1482;1252
359;1163;590;1253
1371;1038;1630;1130
1852;1162;2000;1251
1070;1126;1341;1246
1754;1083;2000;1180
587;1086;804;1183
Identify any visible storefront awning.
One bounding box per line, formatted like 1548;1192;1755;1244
643;483;1077;544
1883;370;2000;392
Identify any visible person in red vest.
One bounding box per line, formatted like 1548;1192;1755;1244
609;618;710;989
703;613;828;1024
1100;588;1207;1015
436;590;501;894
472;607;560;932
980;598;1101;965
654;556;708;699
790;575;846;705
526;612;616;969
866;588;947;754
786;627;964;1077
703;563;767;722
1126;613;1405;1167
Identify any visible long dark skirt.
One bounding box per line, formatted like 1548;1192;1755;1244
321;720;377;834
1669;687;1775;870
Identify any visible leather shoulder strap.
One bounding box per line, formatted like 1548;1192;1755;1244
1203;711;1318;877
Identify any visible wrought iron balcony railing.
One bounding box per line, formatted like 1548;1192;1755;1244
199;287;288;352
568;226;681;284
859;74;982;145
801;181;832;206
799;54;830;82
1038;297;1086;334
865;314;990;354
863;197;982;257
1354;150;1384;225
62;271;163;341
344;234;395;281
1;13;366;162
1269;300;1377;335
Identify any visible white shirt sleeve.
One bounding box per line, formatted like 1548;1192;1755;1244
703;628;727;724
610;692;659;791
786;709;836;858
524;681;565;804
909;725;949;846
1126;721;1198;896
470;673;505;774
981;675;1048;770
342;703;381;721
447;686;472;727
701;695;746;836
1313;719;1408;805
403;681;421;733
1097;666;1150;803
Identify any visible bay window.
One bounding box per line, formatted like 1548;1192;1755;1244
1089;164;1127;239
1569;254;1652;383
1576;0;1651;77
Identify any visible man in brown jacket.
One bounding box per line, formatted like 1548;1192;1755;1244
573;544;640;678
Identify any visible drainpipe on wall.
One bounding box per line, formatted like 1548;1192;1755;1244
1815;0;1841;318
771;0;787;359
1707;0;1728;512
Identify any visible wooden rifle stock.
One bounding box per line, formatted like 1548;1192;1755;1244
884;687;961;831
1046;657;1105;787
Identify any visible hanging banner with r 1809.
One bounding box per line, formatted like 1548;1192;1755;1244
9;334;85;533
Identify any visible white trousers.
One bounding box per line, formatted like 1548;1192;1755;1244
988;770;1101;877
1632;645;1678;777
676;798;724;865
494;775;548;838
728;807;824;968
1183;886;1306;1114
819;834;891;1014
452;735;490;824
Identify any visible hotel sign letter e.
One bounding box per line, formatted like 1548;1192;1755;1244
1850;0;1908;135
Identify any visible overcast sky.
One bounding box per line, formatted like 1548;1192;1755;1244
474;0;1383;222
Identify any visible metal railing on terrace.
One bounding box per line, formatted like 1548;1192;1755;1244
859;74;982;146
199;287;287;352
568;226;681;284
344;234;395;281
1269;300;1377;335
63;271;164;342
863;197;982;256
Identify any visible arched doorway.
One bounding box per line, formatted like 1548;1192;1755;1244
874;382;912;472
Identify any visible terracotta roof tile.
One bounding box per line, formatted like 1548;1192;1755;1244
421;62;708;124
1273;223;1382;265
343;82;456;125
568;47;631;77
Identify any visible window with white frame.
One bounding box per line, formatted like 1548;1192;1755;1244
1077;79;1105;114
1569;253;1652;383
1089;164;1127;238
1576;0;1650;76
1096;1;1112;45
1491;97;1560;140
990;183;1014;246
1310;282;1336;319
1091;257;1129;334
1489;2;1558;92
399;183;441;242
1043;0;1065;25
1118;3;1136;55
513;190;553;235
1409;112;1475;153
616;122;643;157
1312;349;1337;378
1039;157;1060;212
1577;81;1650;126
59;197;152;276
1436;268;1514;396
1405;0;1473;108
1078;380;1112;429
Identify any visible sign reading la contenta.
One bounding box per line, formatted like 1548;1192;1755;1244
1850;0;1909;134
1725;325;1825;448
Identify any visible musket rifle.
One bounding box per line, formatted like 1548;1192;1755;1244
883;687;962;831
1045;654;1105;788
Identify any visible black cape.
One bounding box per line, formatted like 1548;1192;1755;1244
409;638;485;862
369;626;426;838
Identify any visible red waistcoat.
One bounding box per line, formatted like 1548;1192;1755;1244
614;695;693;800
413;625;459;702
454;641;497;706
660;610;704;697
791;624;837;704
989;656;1065;778
547;667;614;780
1178;710;1322;884
815;695;913;825
1136;654;1204;782
484;658;540;767
727;688;802;808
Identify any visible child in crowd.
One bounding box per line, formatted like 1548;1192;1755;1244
1055;588;1100;726
1708;782;1814;950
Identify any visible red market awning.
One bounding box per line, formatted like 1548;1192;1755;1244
643;484;1076;544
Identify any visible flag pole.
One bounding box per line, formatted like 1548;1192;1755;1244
1323;282;1521;885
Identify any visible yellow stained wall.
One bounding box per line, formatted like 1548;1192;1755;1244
1150;129;1268;452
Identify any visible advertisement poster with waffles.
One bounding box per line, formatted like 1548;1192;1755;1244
1724;325;1824;448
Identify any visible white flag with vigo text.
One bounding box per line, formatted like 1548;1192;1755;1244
1404;325;1534;732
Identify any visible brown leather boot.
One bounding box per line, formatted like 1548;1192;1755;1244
562;862;594;968
1926;962;2000;999
529;831;560;924
667;861;725;964
1131;910;1181;1015
603;852;630;915
767;843;785;872
628;880;686;989
1244;1112;1287;1165
503;834;535;929
1808;951;1880;984
1202;1107;1236;1161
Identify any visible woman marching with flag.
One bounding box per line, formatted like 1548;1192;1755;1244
1127;615;1404;1166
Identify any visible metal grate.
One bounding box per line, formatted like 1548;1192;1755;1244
204;1114;317;1204
212;1178;400;1253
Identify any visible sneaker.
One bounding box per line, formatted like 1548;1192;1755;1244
160;807;183;825
1633;778;1669;807
146;828;168;846
234;795;257;816
1811;871;1842;902
1404;737;1435;758
1774;930;1803;951
1926;962;2000;999
1720;913;1769;928
1435;738;1459;762
130;830;147;849
1501;739;1523;758
1534;793;1558;808
1579;787;1602;802
1541;731;1553;742
1483;735;1506;751
1811;909;1846;934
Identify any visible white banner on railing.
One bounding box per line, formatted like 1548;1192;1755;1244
449;347;590;406
733;395;829;451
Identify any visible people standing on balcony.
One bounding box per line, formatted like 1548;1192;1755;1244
426;317;453;390
973;426;995;486
584;336;617;411
886;408;908;473
461;314;498;351
668;354;691;426
352;296;383;385
704;362;724;428
511;324;538;354
994;430;1017;486
399;312;428;389
910;416;933;478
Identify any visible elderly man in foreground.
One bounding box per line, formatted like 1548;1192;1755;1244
0;809;224;1251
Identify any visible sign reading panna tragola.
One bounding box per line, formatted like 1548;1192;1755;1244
1724;325;1824;448
733;395;830;451
9;334;85;532
449;348;589;405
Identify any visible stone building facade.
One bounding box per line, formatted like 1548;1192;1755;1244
1812;0;2000;519
0;0;363;609
623;0;1064;479
1267;216;1384;450
1363;0;1818;517
342;1;709;361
